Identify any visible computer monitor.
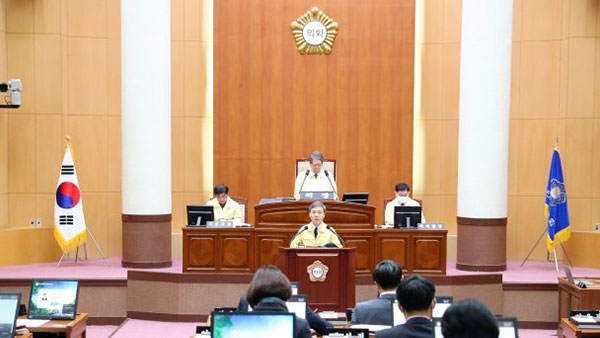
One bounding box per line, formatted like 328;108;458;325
186;205;214;226
392;300;406;326
286;294;308;319
394;206;422;228
28;279;79;320
433;296;453;318
291;282;299;295
211;312;295;338
342;192;369;204
0;293;20;338
497;317;518;338
433;317;518;338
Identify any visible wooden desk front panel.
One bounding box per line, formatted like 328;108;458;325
183;227;254;273
183;227;446;275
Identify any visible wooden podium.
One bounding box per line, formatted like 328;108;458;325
278;247;356;312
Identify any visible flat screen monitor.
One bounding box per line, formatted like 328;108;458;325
211;312;295;338
433;296;453;318
394;206;422;228
286;295;308;320
0;293;20;338
392;300;406;326
291;282;299;295
186;205;214;226
28;279;79;320
433;317;518;338
342;192;369;204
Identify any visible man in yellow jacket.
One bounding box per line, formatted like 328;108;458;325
290;201;343;248
206;184;242;224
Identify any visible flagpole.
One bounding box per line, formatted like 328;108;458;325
521;228;547;267
552;249;559;271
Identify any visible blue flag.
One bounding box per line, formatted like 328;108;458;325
545;147;570;251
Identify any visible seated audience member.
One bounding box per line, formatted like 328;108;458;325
384;183;426;225
245;265;311;338
290;201;343;248
294;151;338;200
206;184;242;224
375;275;436;338
236;294;332;335
352;260;403;325
441;299;499;338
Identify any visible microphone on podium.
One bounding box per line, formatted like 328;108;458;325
326;225;345;247
298;169;310;194
289;225;310;246
324;170;337;196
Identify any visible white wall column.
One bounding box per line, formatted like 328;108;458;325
456;0;512;271
121;0;172;268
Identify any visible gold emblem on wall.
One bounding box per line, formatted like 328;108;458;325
307;260;329;282
290;7;339;55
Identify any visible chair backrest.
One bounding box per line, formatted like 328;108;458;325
296;159;337;179
383;197;423;221
230;196;248;223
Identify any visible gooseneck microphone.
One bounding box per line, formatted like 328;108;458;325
289;225;310;246
298;169;310;194
326;225;345;247
324;170;337;197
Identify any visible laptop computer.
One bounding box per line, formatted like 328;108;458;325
286;294;308;320
0;293;21;338
211;312;295;338
28;279;79;320
342;192;369;204
564;266;592;288
433;296;453;318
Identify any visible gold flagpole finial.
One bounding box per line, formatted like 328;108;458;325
554;137;559;147
66;135;71;145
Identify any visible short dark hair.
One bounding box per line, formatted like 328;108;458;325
441;299;499;338
308;151;324;163
309;200;326;213
396;275;435;313
394;183;410;192
213;184;229;195
246;265;292;308
372;260;402;290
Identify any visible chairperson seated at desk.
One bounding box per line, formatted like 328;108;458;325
293;151;338;200
206;184;242;224
290;201;343;248
384;183;426;225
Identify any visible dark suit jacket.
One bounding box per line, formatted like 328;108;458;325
236;295;332;335
374;317;433;338
251;299;311;338
351;293;396;326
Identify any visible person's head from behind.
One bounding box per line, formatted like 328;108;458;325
246;265;292;308
441;299;499;338
308;151;325;174
396;275;435;318
213;184;229;205
308;200;326;226
394;183;411;198
372;260;403;292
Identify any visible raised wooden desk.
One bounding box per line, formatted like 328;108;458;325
18;313;87;338
558;277;600;320
559;318;600;338
183;200;447;275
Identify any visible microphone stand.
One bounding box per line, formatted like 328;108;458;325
324;170;337;198
298;169;310;194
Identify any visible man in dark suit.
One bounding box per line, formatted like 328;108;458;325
351;260;402;325
375;275;436;338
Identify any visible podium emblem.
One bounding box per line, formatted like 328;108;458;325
307;260;329;282
290;7;339;55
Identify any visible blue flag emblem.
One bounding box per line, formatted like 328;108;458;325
545;147;570;251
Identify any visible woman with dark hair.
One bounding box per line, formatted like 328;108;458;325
246;265;311;338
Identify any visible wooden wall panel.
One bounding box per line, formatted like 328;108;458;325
215;0;415;225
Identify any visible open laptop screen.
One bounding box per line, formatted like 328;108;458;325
28;279;79;320
0;293;20;338
211;312;295;338
433;296;453;318
433;317;518;338
286;295;308;320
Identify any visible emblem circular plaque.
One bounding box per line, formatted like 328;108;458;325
302;21;327;46
312;267;324;278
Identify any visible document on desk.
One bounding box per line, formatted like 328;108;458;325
350;324;391;332
17;319;49;327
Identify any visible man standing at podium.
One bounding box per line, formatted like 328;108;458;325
385;183;426;225
290;201;343;248
294;151;338;200
206;184;242;224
